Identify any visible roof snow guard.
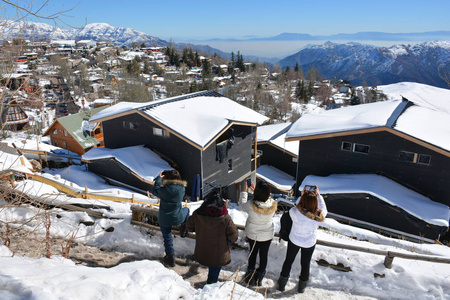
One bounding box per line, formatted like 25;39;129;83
138;90;222;112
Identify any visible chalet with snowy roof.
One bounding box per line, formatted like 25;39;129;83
43;106;108;156
76;40;97;49
256;122;298;194
85;90;269;200
286;83;450;240
1;98;29;130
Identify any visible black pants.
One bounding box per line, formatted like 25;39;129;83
280;240;315;281
247;238;272;272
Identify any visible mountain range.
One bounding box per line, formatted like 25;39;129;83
278;41;450;88
2;21;450;88
1;21;168;47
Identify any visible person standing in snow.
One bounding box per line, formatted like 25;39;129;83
277;185;327;293
152;170;189;267
239;181;277;286
186;190;239;284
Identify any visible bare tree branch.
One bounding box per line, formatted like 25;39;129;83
1;0;82;28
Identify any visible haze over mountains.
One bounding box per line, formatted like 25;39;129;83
200;31;450;42
2;21;450;88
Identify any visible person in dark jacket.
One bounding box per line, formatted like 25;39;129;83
152;170;189;267
186;190;239;284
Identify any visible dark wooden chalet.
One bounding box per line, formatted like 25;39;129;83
87;90;268;201
286;89;450;240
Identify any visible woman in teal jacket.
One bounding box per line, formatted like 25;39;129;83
152;170;189;267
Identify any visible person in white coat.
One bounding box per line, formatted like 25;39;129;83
239;180;277;286
277;185;327;293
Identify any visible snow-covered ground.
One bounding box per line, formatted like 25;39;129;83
1;150;449;300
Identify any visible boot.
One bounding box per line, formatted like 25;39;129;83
242;268;255;285
277;275;289;292
163;254;175;267
179;223;188;238
298;279;308;293
254;270;266;286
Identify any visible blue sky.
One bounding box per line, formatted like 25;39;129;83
18;0;450;41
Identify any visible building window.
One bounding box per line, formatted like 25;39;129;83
418;154;431;165
399;151;415;162
341;141;370;154
399;151;431;165
53;129;58;135
123;121;137;130
353;143;370;154
341;141;352;151
64;130;68;137
153;127;170;137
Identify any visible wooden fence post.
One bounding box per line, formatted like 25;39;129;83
384;255;394;268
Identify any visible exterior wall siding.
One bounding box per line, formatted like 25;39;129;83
258;143;297;177
201;125;255;200
296;131;450;206
102;113;201;195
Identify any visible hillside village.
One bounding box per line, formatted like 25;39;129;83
1;35;449;245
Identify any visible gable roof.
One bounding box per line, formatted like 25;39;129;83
257;122;299;156
1;99;29;126
286;83;450;156
43;106;108;149
90;90;269;149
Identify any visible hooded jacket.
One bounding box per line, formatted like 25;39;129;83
289;195;327;248
239;191;278;242
152;176;187;226
186;204;239;268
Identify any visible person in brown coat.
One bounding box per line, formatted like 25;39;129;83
186;190;239;284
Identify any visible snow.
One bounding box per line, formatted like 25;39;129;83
81;145;173;182
287;83;450;152
256;165;296;192
300;174;450;227
90;93;269;148
257;123;299;156
286;99;401;139
1;143;450;300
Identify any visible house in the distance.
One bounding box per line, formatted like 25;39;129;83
1;98;29;131
286;83;450;240
43;106;108;156
87;90;269;201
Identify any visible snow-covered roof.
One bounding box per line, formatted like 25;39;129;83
81;145;172;182
301;174;450;227
286;82;450;152
256;165;296;192
257;123;299;156
90;91;269;149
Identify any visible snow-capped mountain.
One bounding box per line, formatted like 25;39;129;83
1;20;168;47
0;20;68;40
278;41;450;88
69;23;168;47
